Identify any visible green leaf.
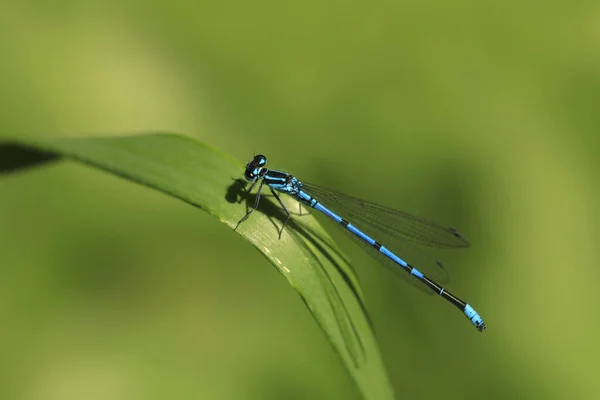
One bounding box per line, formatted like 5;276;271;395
0;133;395;400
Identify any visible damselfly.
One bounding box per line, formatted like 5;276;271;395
235;155;486;332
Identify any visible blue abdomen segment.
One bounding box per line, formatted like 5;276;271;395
347;224;376;246
313;202;343;223
464;304;486;331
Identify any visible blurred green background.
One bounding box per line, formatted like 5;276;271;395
1;1;599;399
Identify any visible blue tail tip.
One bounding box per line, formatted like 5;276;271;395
464;304;486;332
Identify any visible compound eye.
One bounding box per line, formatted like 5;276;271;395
244;170;256;181
254;155;267;166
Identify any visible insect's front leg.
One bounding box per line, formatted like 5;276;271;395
234;179;265;231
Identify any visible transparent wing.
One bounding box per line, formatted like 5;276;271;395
338;220;450;293
302;182;470;248
301;182;469;291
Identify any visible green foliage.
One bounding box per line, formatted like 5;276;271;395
0;134;394;400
